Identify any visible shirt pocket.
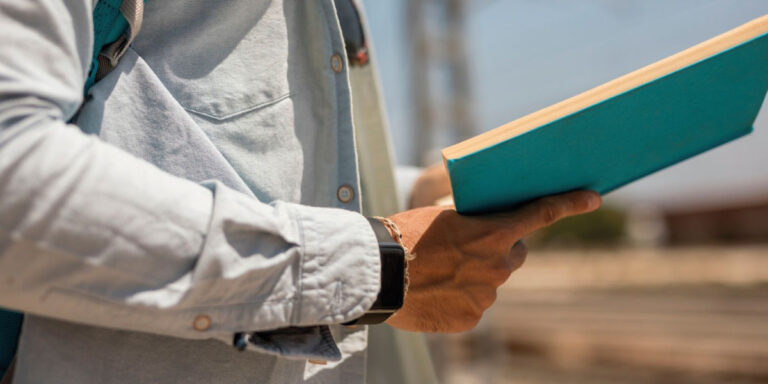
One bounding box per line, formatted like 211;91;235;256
131;0;293;121
139;49;292;121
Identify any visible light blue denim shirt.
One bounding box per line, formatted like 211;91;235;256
0;0;384;383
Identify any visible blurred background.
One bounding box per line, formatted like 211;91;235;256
361;0;768;383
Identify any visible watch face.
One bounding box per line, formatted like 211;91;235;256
374;244;405;310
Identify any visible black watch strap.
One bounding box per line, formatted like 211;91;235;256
367;216;394;243
344;218;405;325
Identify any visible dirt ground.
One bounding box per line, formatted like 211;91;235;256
427;246;768;384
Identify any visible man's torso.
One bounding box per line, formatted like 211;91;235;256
14;1;369;383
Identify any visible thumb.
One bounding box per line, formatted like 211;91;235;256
506;190;601;238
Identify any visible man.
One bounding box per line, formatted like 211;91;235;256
0;0;601;383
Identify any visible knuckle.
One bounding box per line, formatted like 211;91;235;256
453;312;481;333
489;262;513;283
479;289;497;309
464;287;494;314
453;295;487;332
464;314;481;331
538;199;561;225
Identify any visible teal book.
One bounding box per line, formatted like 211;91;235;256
443;15;768;214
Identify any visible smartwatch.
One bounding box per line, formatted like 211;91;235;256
344;217;406;325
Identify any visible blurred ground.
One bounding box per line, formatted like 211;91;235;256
427;246;768;384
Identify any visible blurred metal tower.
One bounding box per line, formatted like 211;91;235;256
407;0;475;166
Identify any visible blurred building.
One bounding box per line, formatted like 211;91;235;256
662;199;768;245
407;0;475;165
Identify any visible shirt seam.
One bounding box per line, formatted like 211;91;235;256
292;204;308;326
183;92;294;121
48;285;299;312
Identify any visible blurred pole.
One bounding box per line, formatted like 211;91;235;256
408;0;475;166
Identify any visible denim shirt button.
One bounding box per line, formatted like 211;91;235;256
337;185;354;203
330;54;344;73
193;314;212;331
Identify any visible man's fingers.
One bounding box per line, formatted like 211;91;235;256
507;190;601;238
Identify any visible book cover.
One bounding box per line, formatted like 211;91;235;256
444;18;768;214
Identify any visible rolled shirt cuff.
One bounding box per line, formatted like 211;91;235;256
286;202;381;327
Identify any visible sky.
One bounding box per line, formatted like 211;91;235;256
362;0;768;210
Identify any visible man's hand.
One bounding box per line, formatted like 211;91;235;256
385;190;601;333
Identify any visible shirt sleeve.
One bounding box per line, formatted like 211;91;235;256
0;0;380;350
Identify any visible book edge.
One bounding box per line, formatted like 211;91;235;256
442;15;768;161
445;28;768;165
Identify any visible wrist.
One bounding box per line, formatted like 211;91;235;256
343;217;406;325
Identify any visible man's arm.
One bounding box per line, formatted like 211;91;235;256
0;0;381;342
1;0;601;346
